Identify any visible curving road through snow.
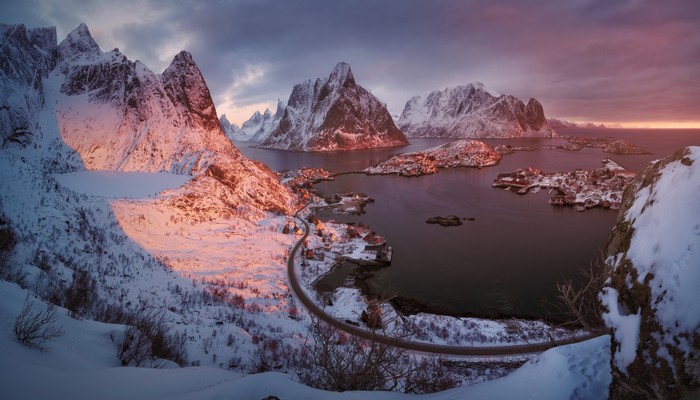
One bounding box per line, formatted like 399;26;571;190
286;204;604;356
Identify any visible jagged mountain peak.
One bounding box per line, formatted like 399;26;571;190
260;62;407;151
327;61;355;87
58;23;101;63
162;50;219;132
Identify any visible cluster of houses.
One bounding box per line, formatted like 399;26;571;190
282;216;392;264
347;225;393;263
493;159;636;211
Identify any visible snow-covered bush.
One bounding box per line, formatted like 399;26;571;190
13;295;64;350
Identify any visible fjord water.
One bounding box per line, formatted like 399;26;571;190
236;129;700;319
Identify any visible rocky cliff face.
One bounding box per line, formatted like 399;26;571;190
1;23;294;216
601;147;700;399
0;24;57;147
398;83;556;138
260;62;408;151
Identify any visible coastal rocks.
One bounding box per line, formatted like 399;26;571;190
365;139;501;177
601;147;700;399
426;215;464;227
562;136;650;155
602;139;652;155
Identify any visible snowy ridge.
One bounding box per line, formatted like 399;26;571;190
260;62;408;151
601;146;700;398
398;83;556;139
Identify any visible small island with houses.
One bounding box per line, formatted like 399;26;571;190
364;139;502;177
493;159;636;211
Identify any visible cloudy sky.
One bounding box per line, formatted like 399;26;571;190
2;0;699;127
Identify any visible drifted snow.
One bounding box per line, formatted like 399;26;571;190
53;171;191;199
0;281;611;400
599;287;641;373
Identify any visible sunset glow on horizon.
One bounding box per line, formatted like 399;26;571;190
2;0;699;129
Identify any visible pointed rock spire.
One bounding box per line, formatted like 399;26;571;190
58;23;101;63
327;62;355;87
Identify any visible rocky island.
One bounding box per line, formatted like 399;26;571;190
493;159;636;211
425;215;470;227
559;136;651;155
365;139;502;177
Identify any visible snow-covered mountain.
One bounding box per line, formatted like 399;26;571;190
547;118;607;129
601;146;700;399
1;23;294;217
398;83;556;139
242;100;286;143
260;62;408;151
219;114;240;140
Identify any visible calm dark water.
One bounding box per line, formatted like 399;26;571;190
235;129;700;319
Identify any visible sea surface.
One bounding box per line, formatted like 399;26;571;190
235;129;700;320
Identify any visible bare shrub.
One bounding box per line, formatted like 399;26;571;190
403;355;458;394
14;295;64;350
295;318;406;391
117;325;152;366
555;252;612;330
106;305;188;367
0;216;25;285
63;269;97;317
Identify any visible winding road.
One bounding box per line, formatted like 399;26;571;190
286;205;604;357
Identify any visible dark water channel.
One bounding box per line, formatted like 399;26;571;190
236;129;700;320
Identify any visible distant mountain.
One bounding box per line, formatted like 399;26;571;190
0;23;294;216
398;83;556;139
241;100;286;143
547;118;607;129
260;62;408;151
219;114;241;140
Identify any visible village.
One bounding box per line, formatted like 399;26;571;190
364;139;502;177
492;159;637;211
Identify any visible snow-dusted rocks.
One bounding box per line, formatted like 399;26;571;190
260;62;408;151
601;147;700;399
398;83;556;139
365;139;501;176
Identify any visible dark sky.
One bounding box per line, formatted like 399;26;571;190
2;0;699;127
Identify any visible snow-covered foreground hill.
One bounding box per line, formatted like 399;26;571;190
0;281;611;400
